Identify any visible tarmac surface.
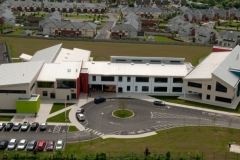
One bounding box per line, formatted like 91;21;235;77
0;44;8;64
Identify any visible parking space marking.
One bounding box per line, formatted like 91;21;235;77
53;125;61;133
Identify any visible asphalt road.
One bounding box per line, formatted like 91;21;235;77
1;99;240;143
95;21;115;39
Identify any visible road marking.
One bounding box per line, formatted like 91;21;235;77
109;122;120;125
150;112;153;118
104;105;113;109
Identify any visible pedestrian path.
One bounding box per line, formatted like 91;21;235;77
85;127;105;136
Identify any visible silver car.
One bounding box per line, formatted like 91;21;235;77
21;121;30;131
55;140;63;150
17;139;27;150
8;139;17;150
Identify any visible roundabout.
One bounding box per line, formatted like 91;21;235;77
112;109;134;119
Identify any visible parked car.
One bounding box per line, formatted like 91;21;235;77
5;122;13;131
76;108;84;114
26;140;37;151
13;123;22;131
46;141;55;151
94;21;101;25
36;140;46;151
94;97;106;104
21;121;30;131
153;100;165;106
40;123;47;131
77;114;85;121
55;140;63;150
0;140;8;150
30;122;39;131
0;123;6;131
8;139;17;150
17;139;27;150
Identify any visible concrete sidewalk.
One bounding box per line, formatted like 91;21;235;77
102;132;157;139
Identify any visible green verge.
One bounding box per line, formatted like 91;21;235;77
68;126;79;132
0;116;13;121
11;29;24;35
47;109;71;123
152;96;240;113
113;109;133;118
49;103;75;114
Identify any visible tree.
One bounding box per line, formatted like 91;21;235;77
118;100;127;116
166;151;171;160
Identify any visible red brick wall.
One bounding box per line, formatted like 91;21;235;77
191;28;195;36
0;18;4;25
111;32;119;36
80;73;89;94
61;30;76;37
212;33;216;41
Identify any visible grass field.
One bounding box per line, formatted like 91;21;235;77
113;110;133;118
49;103;75;114
68;126;79;132
152;96;240;113
0;116;13;121
2;37;212;66
154;36;177;42
11;29;24;35
46;109;71;123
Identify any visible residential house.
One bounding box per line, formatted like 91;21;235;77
228;8;240;20
218;30;240;48
110;12;142;38
0;6;15;25
167;15;185;32
8;0;41;12
76;3;106;13
211;8;227;20
180;6;190;13
21;30;33;36
197;9;213;21
183;10;201;23
195;26;218;43
117;0;130;5
178;22;197;38
23;16;43;27
39;11;62;28
43;21;97;37
121;6;162;18
43;2;74;12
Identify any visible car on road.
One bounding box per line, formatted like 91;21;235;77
153;100;165;106
94;97;106;104
17;139;27;150
77;114;85;121
55;140;63;150
30;122;39;131
40;123;47;131
46;140;55;151
5;122;13;131
13;123;22;131
26;140;37;151
37;140;46;151
21;121;30;131
8;139;17;150
76;108;84;114
0;123;6;131
0;140;8;150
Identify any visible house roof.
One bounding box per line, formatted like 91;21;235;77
30;43;62;63
0;61;44;86
43;21;96;29
219;30;240;39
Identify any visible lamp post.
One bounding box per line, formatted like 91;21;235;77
101;112;104;142
57;125;58;141
65;118;68;148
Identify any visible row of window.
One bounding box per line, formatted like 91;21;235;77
125;86;182;92
115;59;181;64
37;81;76;89
206;94;232;103
188;81;227;93
0;90;26;94
93;76;183;83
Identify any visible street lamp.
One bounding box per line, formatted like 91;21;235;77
65;119;68;148
57;125;59;141
101;112;104;142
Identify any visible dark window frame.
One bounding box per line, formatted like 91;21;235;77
57;80;76;89
118;76;122;82
154;87;167;92
127;77;131;82
216;82;227;93
101;76;115;82
42;91;48;96
188;82;202;88
154;78;168;83
38;82;54;88
30;83;35;91
173;78;183;83
92;76;96;81
207;85;211;90
215;96;231;103
206;94;210;100
172;87;182;92
136;77;149;82
142;86;149;92
127;86;130;91
0;90;26;94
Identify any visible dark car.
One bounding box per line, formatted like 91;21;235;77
0;123;6;131
40;123;47;131
36;140;46;151
153;101;165;106
5;122;13;131
26;140;37;151
0;140;8;150
30;122;39;131
13;123;22;131
94;97;106;104
46;141;55;151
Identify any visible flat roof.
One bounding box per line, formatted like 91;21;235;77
30;44;62;63
37;61;81;81
0;61;44;86
19;53;32;61
184;52;230;80
82;61;192;77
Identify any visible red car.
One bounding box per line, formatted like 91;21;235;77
46;141;55;151
36;140;46;151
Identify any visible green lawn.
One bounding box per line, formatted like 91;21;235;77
11;29;24;35
64;14;107;19
68;126;79;132
154;36;177;42
47;109;71;123
158;23;167;27
113;109;133;118
152;96;240;113
220;21;240;27
49;103;75;114
0;116;13;121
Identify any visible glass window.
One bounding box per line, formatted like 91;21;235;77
142;86;149;92
30;83;35;91
127;86;130;91
127;77;131;82
136;77;149;82
135;86;138;92
154;87;167;92
0;90;26;94
101;76;115;81
172;87;182;92
118;76;122;82
207;85;211;90
92;76;96;81
57;80;76;88
215;96;231;103
43;91;48;96
38;82;54;88
188;82;202;88
216;82;227;93
173;78;183;83
154;78;168;83
206;95;210;100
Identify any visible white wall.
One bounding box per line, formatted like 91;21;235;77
55;89;71;100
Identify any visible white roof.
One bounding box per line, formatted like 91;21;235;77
30;44;62;63
19;53;32;61
82;61;192;77
184;52;230;79
0;61;44;86
37;61;81;81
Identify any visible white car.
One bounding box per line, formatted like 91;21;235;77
8;139;17;150
77;114;85;121
21;121;30;131
17;139;27;150
55;140;63;150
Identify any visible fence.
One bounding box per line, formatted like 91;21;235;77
0;34;214;47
